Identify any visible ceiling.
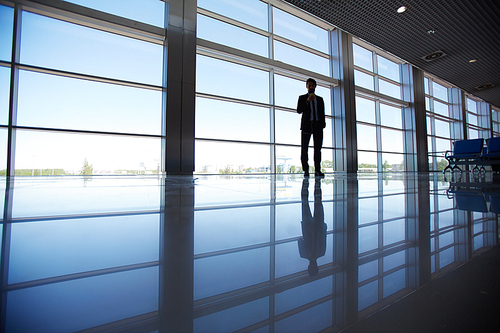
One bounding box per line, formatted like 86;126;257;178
284;0;500;109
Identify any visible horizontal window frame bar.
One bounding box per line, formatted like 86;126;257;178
9;0;165;44
11;125;164;139
197;39;338;87
197;8;270;38
273;34;330;59
355;87;409;107
17;63;163;91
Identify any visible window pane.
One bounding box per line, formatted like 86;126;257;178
0;129;7;174
198;0;268;31
435;138;451;153
467;98;477;113
434;100;449;117
354;70;374;90
382;153;404;171
195;141;270;174
377;56;399;82
275;110;301;145
434;119;450;138
17;70;162;135
273;8;328;53
379;79;401;99
0;66;10;125
424;77;429;95
195;97;270;142
197;14;268;57
425;97;430;111
468;113;478;126
381;128;404;152
275;75;304;109
380;103;402;128
196;55;269;104
357;124;377;151
432;82;448;102
20;12;163;85
276;145;307;174
0;4;13;61
9;216;159;283
358;151;377;171
383;219;405;245
274;41;329;76
15;130;161;175
356;96;375;123
359;225;378;253
353;44;373;71
468;128;479;139
64;0;164;27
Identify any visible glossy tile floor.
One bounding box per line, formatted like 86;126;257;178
0;172;499;332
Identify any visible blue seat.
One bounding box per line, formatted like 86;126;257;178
482;137;500;159
455;192;488;212
444;139;484;172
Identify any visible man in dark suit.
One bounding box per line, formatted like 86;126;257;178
297;78;326;177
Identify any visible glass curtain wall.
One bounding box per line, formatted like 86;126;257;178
195;0;335;175
352;43;407;172
425;77;460;172
0;0;165;176
492;107;500;137
466;95;490;140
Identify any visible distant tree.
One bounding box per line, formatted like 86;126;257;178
80;158;93;176
436;159;448;171
359;163;377;168
382;160;390;171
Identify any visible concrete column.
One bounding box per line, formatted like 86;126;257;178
165;0;197;175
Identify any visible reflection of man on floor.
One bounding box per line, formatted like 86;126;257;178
298;178;327;276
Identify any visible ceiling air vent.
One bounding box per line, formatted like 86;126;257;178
422;51;446;61
474;83;494;91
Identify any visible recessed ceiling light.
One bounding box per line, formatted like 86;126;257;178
397;6;407;13
427;30;435;34
469;59;477;63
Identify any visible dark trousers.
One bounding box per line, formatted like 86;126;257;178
301;122;323;172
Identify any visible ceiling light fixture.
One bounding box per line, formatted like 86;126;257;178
469;59;477;63
427;29;435;34
397;6;407;13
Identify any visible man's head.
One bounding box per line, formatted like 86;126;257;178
306;78;317;93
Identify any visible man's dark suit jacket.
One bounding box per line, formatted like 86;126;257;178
296;93;326;132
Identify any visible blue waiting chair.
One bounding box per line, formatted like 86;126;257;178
443;139;484;173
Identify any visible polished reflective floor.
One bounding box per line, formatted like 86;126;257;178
1;172;499;332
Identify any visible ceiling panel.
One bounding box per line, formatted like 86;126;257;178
284;0;500;108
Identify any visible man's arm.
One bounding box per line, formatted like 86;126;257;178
297;95;309;114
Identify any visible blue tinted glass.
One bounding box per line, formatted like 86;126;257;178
198;0;268;30
358;280;378;310
21;12;163;85
0;5;13;61
65;0;164;27
353;44;373;71
275;276;332;315
439;246;455;268
383;219;405;246
358;197;378;224
195;97;270;142
197;14;268;57
356;96;375;123
354;70;374;90
194;297;269;332
194;206;270;254
17;70;162;135
194;247;270;299
383;250;406;272
379;79;401;99
432;82;448;102
274;41;329;76
358;260;378;282
273;8;328;53
9;215;160;283
380;103;402;128
0;66;10;125
377;56;399;82
6;267;159;332
381;128;404;153
196;55;269;103
275;301;332;333
359;225;378;253
383;268;405;297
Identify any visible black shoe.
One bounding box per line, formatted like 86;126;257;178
315;171;325;177
304;172;310;177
